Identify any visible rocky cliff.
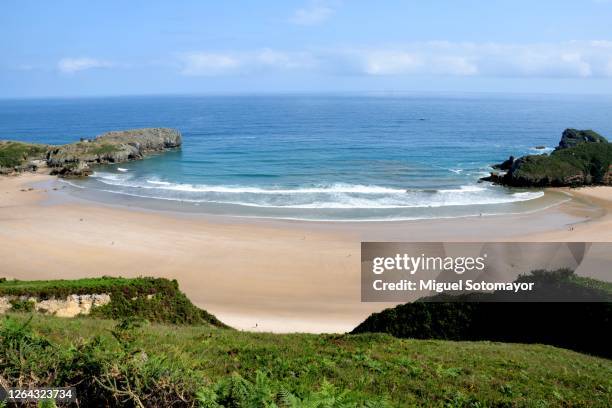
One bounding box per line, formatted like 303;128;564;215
0;276;227;327
0;294;111;317
482;129;612;187
0;127;181;177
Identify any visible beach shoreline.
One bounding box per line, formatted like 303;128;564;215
1;172;611;333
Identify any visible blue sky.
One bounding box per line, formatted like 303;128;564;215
2;0;612;97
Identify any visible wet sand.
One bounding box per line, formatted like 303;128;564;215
1;173;610;332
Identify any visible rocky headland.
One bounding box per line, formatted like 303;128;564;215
481;128;612;187
0;127;181;177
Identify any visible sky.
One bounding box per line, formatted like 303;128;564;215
2;0;612;97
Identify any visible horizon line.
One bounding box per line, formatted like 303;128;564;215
2;89;612;101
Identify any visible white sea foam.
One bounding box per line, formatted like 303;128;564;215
437;185;486;193
92;173;407;194
227;197;537;209
117;168;129;172
87;171;544;210
529;146;554;154
87;188;544;209
147;180;171;186
228;191;545;209
93;172;129;181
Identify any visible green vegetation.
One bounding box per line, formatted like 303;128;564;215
566;274;612;295
483;128;612;186
510;142;612;186
514;269;612;295
8;298;35;313
93;143;120;155
0;141;48;168
557;129;608;149
0;277;226;327
352;270;612;358
1;274;610;406
75;141;121;155
2;314;611;407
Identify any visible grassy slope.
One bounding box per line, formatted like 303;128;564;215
2;275;611;405
569;275;612;295
6;313;612;407
71;141;122;155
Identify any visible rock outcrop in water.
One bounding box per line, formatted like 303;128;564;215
0;128;181;177
481;129;612;187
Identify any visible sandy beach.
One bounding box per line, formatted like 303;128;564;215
1;173;611;333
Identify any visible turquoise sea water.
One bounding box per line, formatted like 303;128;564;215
2;93;611;221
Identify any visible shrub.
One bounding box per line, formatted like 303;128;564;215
9;298;36;313
0;141;48;168
1;317;376;407
352;270;612;358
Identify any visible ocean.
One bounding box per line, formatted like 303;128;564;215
2;93;611;221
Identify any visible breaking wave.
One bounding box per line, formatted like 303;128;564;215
86;171;544;210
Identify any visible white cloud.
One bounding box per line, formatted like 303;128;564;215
589;40;612;48
361;51;423;75
354;49;479;76
177;41;612;79
290;1;334;26
606;60;612;76
57;57;113;74
434;56;479;76
560;53;592;77
179;53;241;76
255;49;315;69
179;49;316;76
473;42;609;78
